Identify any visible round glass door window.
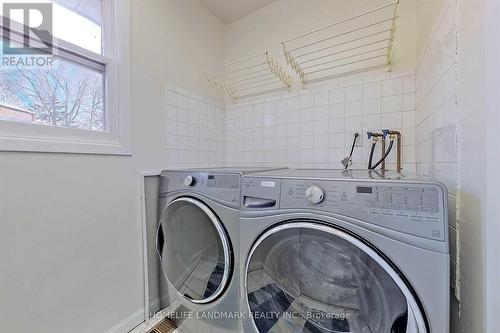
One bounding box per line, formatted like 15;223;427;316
245;221;426;333
157;197;232;304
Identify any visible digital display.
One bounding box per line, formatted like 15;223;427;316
207;175;239;189
357;186;373;194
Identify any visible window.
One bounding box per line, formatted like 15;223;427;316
0;0;131;154
0;38;105;131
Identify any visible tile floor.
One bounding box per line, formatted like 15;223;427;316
247;269;353;333
176;258;224;300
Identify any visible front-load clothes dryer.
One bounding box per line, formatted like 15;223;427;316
239;169;449;333
156;167;285;333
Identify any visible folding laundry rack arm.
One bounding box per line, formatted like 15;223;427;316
282;1;400;85
204;51;292;99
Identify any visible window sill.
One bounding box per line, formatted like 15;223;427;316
0;120;131;155
0;135;132;155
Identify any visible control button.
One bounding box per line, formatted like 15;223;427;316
184;175;195;186
305;186;325;204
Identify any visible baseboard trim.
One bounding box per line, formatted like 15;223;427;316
105;307;145;333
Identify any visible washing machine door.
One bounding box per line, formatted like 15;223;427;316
245;221;427;333
157;197;232;304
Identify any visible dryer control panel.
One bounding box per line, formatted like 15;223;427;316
241;176;447;242
161;171;241;207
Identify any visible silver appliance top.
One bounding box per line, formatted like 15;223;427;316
163;166;287;176
245;168;436;183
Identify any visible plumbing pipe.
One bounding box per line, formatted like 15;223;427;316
383;130;402;172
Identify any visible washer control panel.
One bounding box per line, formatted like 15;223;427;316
283;179;445;241
241;176;447;242
161;171;241;206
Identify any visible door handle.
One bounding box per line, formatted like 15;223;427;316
243;196;276;208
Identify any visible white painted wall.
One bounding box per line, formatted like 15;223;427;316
455;0;486;331
225;0;417;75
0;154;144;333
484;3;500;332
0;1;226;332
416;0;448;60
159;0;226;105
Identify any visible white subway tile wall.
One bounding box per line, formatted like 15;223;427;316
166;85;226;168
415;2;458;299
226;71;416;172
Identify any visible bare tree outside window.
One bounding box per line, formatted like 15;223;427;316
0;53;105;131
0;0;105;132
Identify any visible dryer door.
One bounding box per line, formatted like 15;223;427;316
157;197;232;304
245;221;427;333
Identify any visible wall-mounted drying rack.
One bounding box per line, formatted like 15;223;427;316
282;1;399;85
205;52;292;99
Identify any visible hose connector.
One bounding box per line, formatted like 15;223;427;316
367;131;384;141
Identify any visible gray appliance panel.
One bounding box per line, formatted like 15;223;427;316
161;171;241;207
241;177;446;242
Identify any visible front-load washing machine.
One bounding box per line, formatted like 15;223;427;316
239;169;449;333
156;167;285;333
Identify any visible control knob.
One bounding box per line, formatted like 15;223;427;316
305;186;325;204
184;175;195;186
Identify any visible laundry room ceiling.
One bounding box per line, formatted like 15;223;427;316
199;0;277;24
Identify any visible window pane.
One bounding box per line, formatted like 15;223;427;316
53;0;102;54
0;40;105;131
0;0;102;54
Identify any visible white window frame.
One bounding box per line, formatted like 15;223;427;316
0;0;131;155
